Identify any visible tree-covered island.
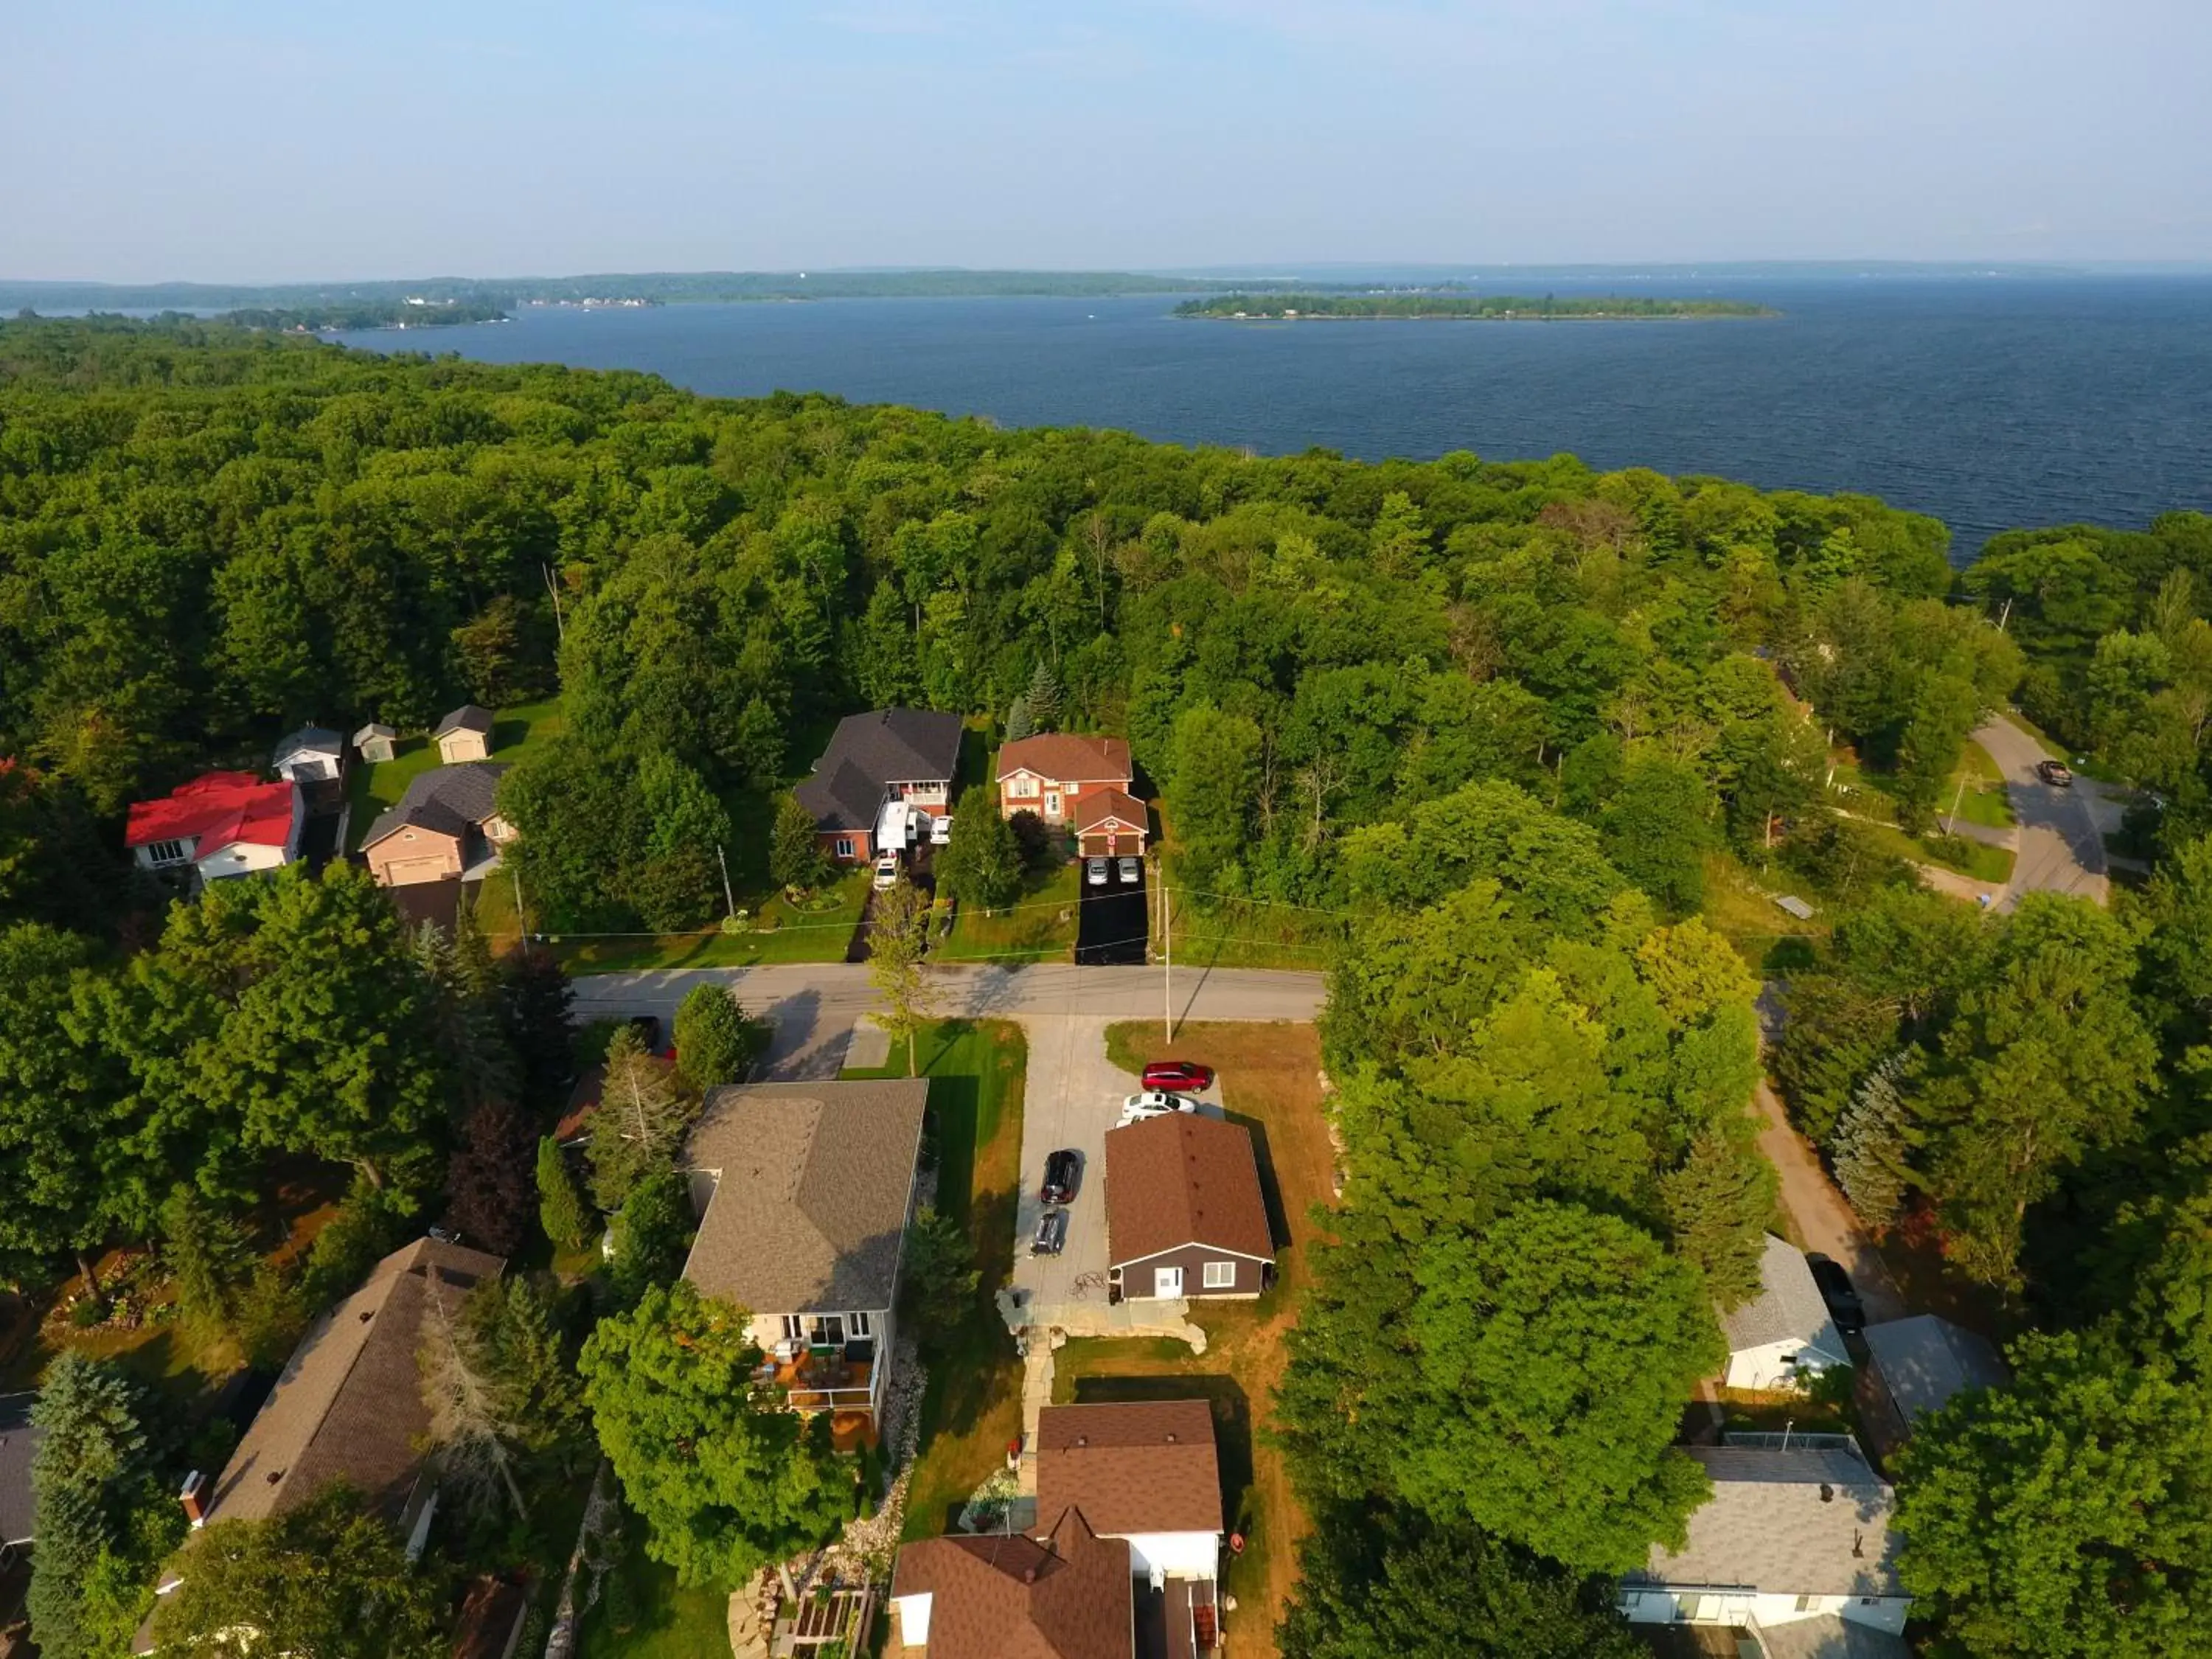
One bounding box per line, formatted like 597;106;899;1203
1175;291;1774;319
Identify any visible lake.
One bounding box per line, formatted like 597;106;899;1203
336;275;2212;558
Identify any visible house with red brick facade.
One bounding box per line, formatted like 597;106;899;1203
995;734;1147;856
796;709;964;866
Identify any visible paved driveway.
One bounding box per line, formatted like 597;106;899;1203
1075;862;1147;966
1973;713;2113;908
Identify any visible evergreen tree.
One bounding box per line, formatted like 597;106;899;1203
497;947;576;1116
1024;660;1063;731
443;1098;538;1257
936;801;1024;911
536;1135;591;1253
769;794;830;894
159;1183;254;1343
1831;1054;1916;1228
29;1355;167;1659
1660;1124;1777;1310
586;1023;698;1210
1003;695;1034;743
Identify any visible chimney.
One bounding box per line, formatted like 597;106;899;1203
179;1470;209;1528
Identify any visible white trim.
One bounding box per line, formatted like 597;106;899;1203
1153;1265;1183;1298
1112;1245;1273;1270
1202;1260;1237;1290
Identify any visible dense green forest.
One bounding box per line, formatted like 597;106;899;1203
1175;291;1773;319
213;298;512;331
5;315;2212;1655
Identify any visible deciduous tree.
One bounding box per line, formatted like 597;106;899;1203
672;984;765;1091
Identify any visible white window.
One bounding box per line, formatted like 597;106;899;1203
1008;774;1038;798
850;1312;872;1338
781;1315;804;1343
809;1315;846;1346
833;836;855;859
1064;781;1079;796
145;838;191;866
1202;1260;1237;1290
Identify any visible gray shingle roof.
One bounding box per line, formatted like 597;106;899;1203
434;703;495;737
0;1391;40;1546
794;710;963;832
683;1079;929;1316
274;726;344;763
1630;1444;1903;1599
362;762;509;849
1723;1234;1844;1357
1863;1315;2007;1423
1757;1615;1913;1659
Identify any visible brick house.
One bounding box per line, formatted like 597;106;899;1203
1105;1113;1274;1302
794;709;964;865
994;734;1147;855
359;762;513;888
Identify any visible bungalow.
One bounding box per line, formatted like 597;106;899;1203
793;709;964;865
889;1509;1133;1658
1722;1235;1851;1393
353;723;398;765
0;1391;38;1573
995;734;1145;855
125;772;303;886
1037;1400;1222;1598
187;1237;505;1551
1105;1113;1274;1302
271;726;344;784
1862;1315;2006;1437
681;1079;931;1439
360;762;512;888
433;704;495;764
1618;1439;1910;1654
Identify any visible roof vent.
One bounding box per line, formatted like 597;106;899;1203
1819;1484;1834;1503
266;1469;285;1485
1023;1566;1037;1583
1165;1432;1178;1443
359;1309;376;1324
1074;1435;1087;1447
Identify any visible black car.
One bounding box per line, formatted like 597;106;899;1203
1041;1149;1081;1206
1031;1208;1068;1256
2037;759;2074;787
1806;1253;1866;1333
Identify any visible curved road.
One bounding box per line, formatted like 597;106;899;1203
1971;712;2119;908
571;961;1327;1077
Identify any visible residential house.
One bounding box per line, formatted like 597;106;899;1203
794;709;964;864
0;1392;38;1573
1722;1235;1851;1393
1862;1315;2006;1437
889;1509;1133;1659
353;723;398;765
681;1079;931;1439
271;726;344;783
995;735;1147;855
125;772;303;886
1105;1113;1274;1302
1037;1401;1222;1614
433;704;495;763
359;762;512;887
1618;1439;1910;1653
189;1237;506;1555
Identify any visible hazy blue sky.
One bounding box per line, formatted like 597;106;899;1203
6;1;2209;281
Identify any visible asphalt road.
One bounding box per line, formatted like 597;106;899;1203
1972;712;2115;908
569;961;1326;1078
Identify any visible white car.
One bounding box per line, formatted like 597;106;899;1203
1119;1091;1199;1124
872;854;901;890
1085;857;1109;886
931;814;953;846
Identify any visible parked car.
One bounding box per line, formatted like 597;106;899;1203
872;852;902;889
1119;1090;1199;1124
2037;759;2074;787
1805;1253;1866;1333
1141;1060;1215;1093
1085;857;1109;886
931;814;953;845
1031;1208;1068;1256
1118;855;1141;884
1041;1149;1081;1205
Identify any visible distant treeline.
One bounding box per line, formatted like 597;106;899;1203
216;297;511;331
1175;291;1774;319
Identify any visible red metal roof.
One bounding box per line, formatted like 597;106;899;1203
125;771;296;851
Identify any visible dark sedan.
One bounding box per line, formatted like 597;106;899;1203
1806;1253;1866;1333
1041;1149;1081;1205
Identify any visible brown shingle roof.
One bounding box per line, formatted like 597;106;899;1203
1104;1114;1273;1268
207;1237;504;1528
890;1508;1133;1659
997;734;1133;787
1072;789;1147;835
1036;1401;1222;1539
683;1079;930;1315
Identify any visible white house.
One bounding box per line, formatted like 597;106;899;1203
1724;1235;1850;1392
124;772;304;886
1620;1439;1910;1653
271;725;344;783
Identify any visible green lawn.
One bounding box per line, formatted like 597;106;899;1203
574;1545;732;1659
1861;821;2016;886
937;861;1079;961
1938;740;2015;832
510;873;871;969
344;695;568;851
1160;886;1343;972
1697;851;1829;972
839;1021;1029;1543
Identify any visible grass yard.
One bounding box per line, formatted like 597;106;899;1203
1158;887;1344;973
837;1021;1030;1543
1085;1021;1339;1659
1698;851;1828;973
937;860;1079;962
1858;821;2016;886
344;695;566;851
1940;740;2016;832
504;873;871;969
574;1544;732;1659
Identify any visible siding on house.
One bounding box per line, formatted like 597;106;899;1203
1111;1242;1268;1301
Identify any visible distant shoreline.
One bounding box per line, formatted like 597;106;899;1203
1175;292;1775;321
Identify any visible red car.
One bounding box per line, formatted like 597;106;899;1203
1141;1060;1214;1093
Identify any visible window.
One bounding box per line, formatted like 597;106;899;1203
834;837;855;859
1795;1596;1814;1613
808;1315;846;1346
781;1315;804;1343
850;1312;871;1338
145;838;191;867
1008;775;1039;799
1064;781;1079;796
1202;1260;1237;1290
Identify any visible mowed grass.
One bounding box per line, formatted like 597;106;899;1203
1698;851;1829;973
1082;1021;1338;1659
1858;820;2017;886
1941;740;2016;831
1159;887;1343;973
938;860;1080;962
838;1020;1030;1543
520;873;871;969
344;695;567;850
574;1549;733;1659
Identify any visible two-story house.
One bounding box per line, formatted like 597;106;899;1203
795;709;965;865
125;772;304;887
681;1078;931;1444
995;734;1147;856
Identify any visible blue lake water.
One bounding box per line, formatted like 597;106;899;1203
337;276;2212;558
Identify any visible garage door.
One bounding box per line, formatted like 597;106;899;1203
381;858;453;887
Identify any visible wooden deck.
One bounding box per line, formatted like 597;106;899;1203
763;1354;879;1449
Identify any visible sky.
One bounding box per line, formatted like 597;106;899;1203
5;1;2211;282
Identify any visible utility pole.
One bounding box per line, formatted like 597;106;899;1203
1944;773;1969;838
1997;596;2013;633
715;843;736;919
1161;872;1172;1044
543;563;566;644
509;861;529;941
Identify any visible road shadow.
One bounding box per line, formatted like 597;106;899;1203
757;987;844;1079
